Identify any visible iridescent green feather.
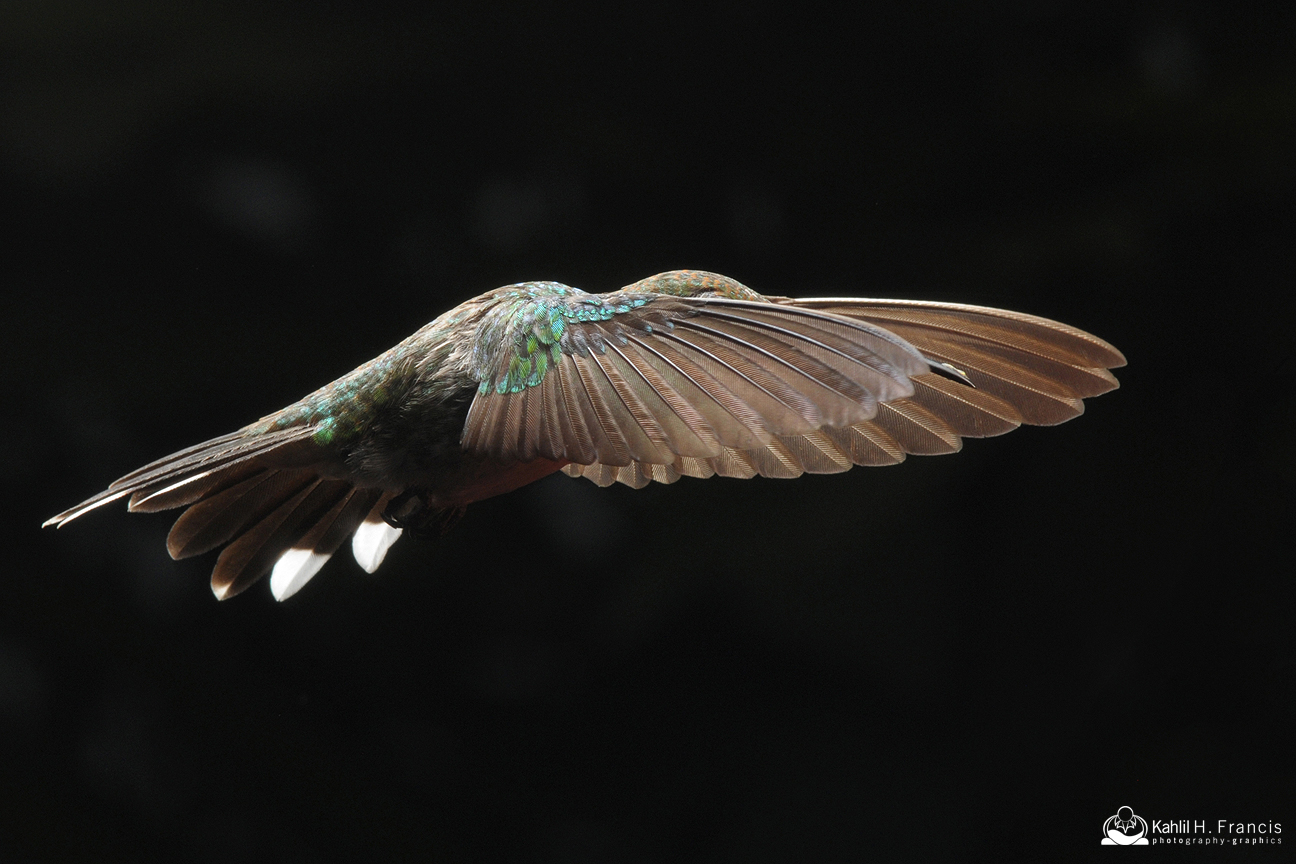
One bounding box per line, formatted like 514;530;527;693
473;281;655;395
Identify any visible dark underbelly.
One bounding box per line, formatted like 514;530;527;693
342;384;567;503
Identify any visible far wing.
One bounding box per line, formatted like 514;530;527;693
792;297;1125;426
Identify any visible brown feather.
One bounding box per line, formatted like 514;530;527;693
704;300;932;379
792;298;1124;426
683;316;876;406
650;462;682;485
820;423;907;466
108;427;316;493
499;379;528;459
296;487;385;562
210;479;333;599
693;308;919;405
659;327;824;434
707;446;760;479
43;426;319;529
107;431;247;487
577;462;621;487
127;461;265;513
627;335;771;449
743;436;807;479
910;331;1119;398
913;341;1087;426
166;469;317;560
904;373;1023;438
571;353;637;466
533;378;565;462
604;340;722;458
867;401;963;456
676;456;717;480
792;299;1126;369
588;349;675;463
493;294;1122;491
553;359;600;464
613;463;654;489
779;430;854;474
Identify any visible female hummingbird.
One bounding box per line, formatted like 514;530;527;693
44;270;1124;601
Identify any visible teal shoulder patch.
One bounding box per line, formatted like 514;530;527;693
474;282;654;394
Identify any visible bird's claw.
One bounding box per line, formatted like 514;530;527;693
382;490;465;536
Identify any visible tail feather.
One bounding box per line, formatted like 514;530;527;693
270;488;384;601
128;462;262;513
351;493;403;574
108;431;247;487
44;425;400;601
167;469;317;560
42;427;317;529
211;478;356;600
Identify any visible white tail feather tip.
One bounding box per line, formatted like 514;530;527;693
352;520;402;574
271;548;333;601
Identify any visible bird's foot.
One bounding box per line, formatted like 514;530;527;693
382;490;466;536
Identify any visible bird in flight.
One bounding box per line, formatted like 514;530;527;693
44;270;1124;601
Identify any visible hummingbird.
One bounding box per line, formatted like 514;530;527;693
44;270;1125;601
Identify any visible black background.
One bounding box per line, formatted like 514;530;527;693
3;3;1293;862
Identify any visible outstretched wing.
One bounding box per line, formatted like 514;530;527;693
459;283;935;470
461;274;1125;489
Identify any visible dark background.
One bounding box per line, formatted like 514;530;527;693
3;3;1292;862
